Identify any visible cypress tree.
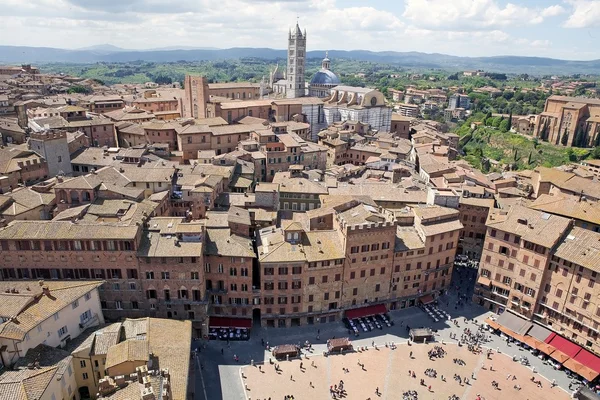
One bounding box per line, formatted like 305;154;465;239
540;119;548;141
508;110;513;131
561;128;569;146
595;132;600;147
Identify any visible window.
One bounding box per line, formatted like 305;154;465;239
72;300;79;309
322;276;328;283
57;326;68;337
375;284;380;292
556;288;563;298
526;288;535;297
80;310;92;323
53;312;59;321
80;360;86;368
309;277;315;285
161;271;170;279
83;373;89;380
352;288;358;296
530;273;537;281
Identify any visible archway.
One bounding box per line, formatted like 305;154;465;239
78;386;90;399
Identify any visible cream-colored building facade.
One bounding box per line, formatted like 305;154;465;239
0;281;104;368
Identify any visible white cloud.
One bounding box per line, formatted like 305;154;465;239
564;0;600;28
402;0;565;30
541;5;566;17
0;0;594;59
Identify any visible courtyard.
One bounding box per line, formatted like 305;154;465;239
240;342;570;400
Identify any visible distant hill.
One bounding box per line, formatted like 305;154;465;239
1;45;599;75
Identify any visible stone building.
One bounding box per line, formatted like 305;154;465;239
255;196;462;328
323;86;392;133
475;205;600;355
0;145;49;193
475;205;572;318
28;131;73;177
535;95;600;147
0;280;104;368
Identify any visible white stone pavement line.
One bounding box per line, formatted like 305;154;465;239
460;351;485;400
240;365;250;400
195;354;209;400
381;343;395;400
326;351;332;399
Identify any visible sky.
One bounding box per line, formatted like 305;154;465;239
0;0;599;60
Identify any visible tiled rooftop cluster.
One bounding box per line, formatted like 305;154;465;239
1;58;600;395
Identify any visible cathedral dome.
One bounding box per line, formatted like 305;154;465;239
310;69;340;85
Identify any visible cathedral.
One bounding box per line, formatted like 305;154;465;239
272;22;307;98
271;23;341;99
308;51;340;98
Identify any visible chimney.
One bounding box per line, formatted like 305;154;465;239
42;285;50;297
141;387;156;400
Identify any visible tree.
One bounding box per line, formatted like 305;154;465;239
508;110;513;131
561;128;569;146
595;133;600;148
499;119;510;133
527;151;533;165
67;85;91;94
540;119;548;141
573;126;583;148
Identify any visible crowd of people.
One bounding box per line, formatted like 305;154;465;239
427;345;446;360
329;380;346;399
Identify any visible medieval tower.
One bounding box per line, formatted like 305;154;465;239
287;22;306;98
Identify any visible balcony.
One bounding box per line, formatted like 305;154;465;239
79;313;100;329
165;298;207;305
206;287;227;295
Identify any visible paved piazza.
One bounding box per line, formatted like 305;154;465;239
195;269;578;400
241;342;570;400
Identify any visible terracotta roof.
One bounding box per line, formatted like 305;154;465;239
0;367;57;400
554;226;600;273
487;205;571;249
0;281;104;341
0;220;139;240
105;339;149;369
395;226;425;252
147;318;191;400
92;330;121;356
14;344;72;378
303;230;345;262
205;229;255;258
529;194;600;226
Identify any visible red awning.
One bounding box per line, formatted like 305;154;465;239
209;317;252;329
547;334;583;358
419;294;435;305
345;304;387;319
544;332;557;344
574;348;600;374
